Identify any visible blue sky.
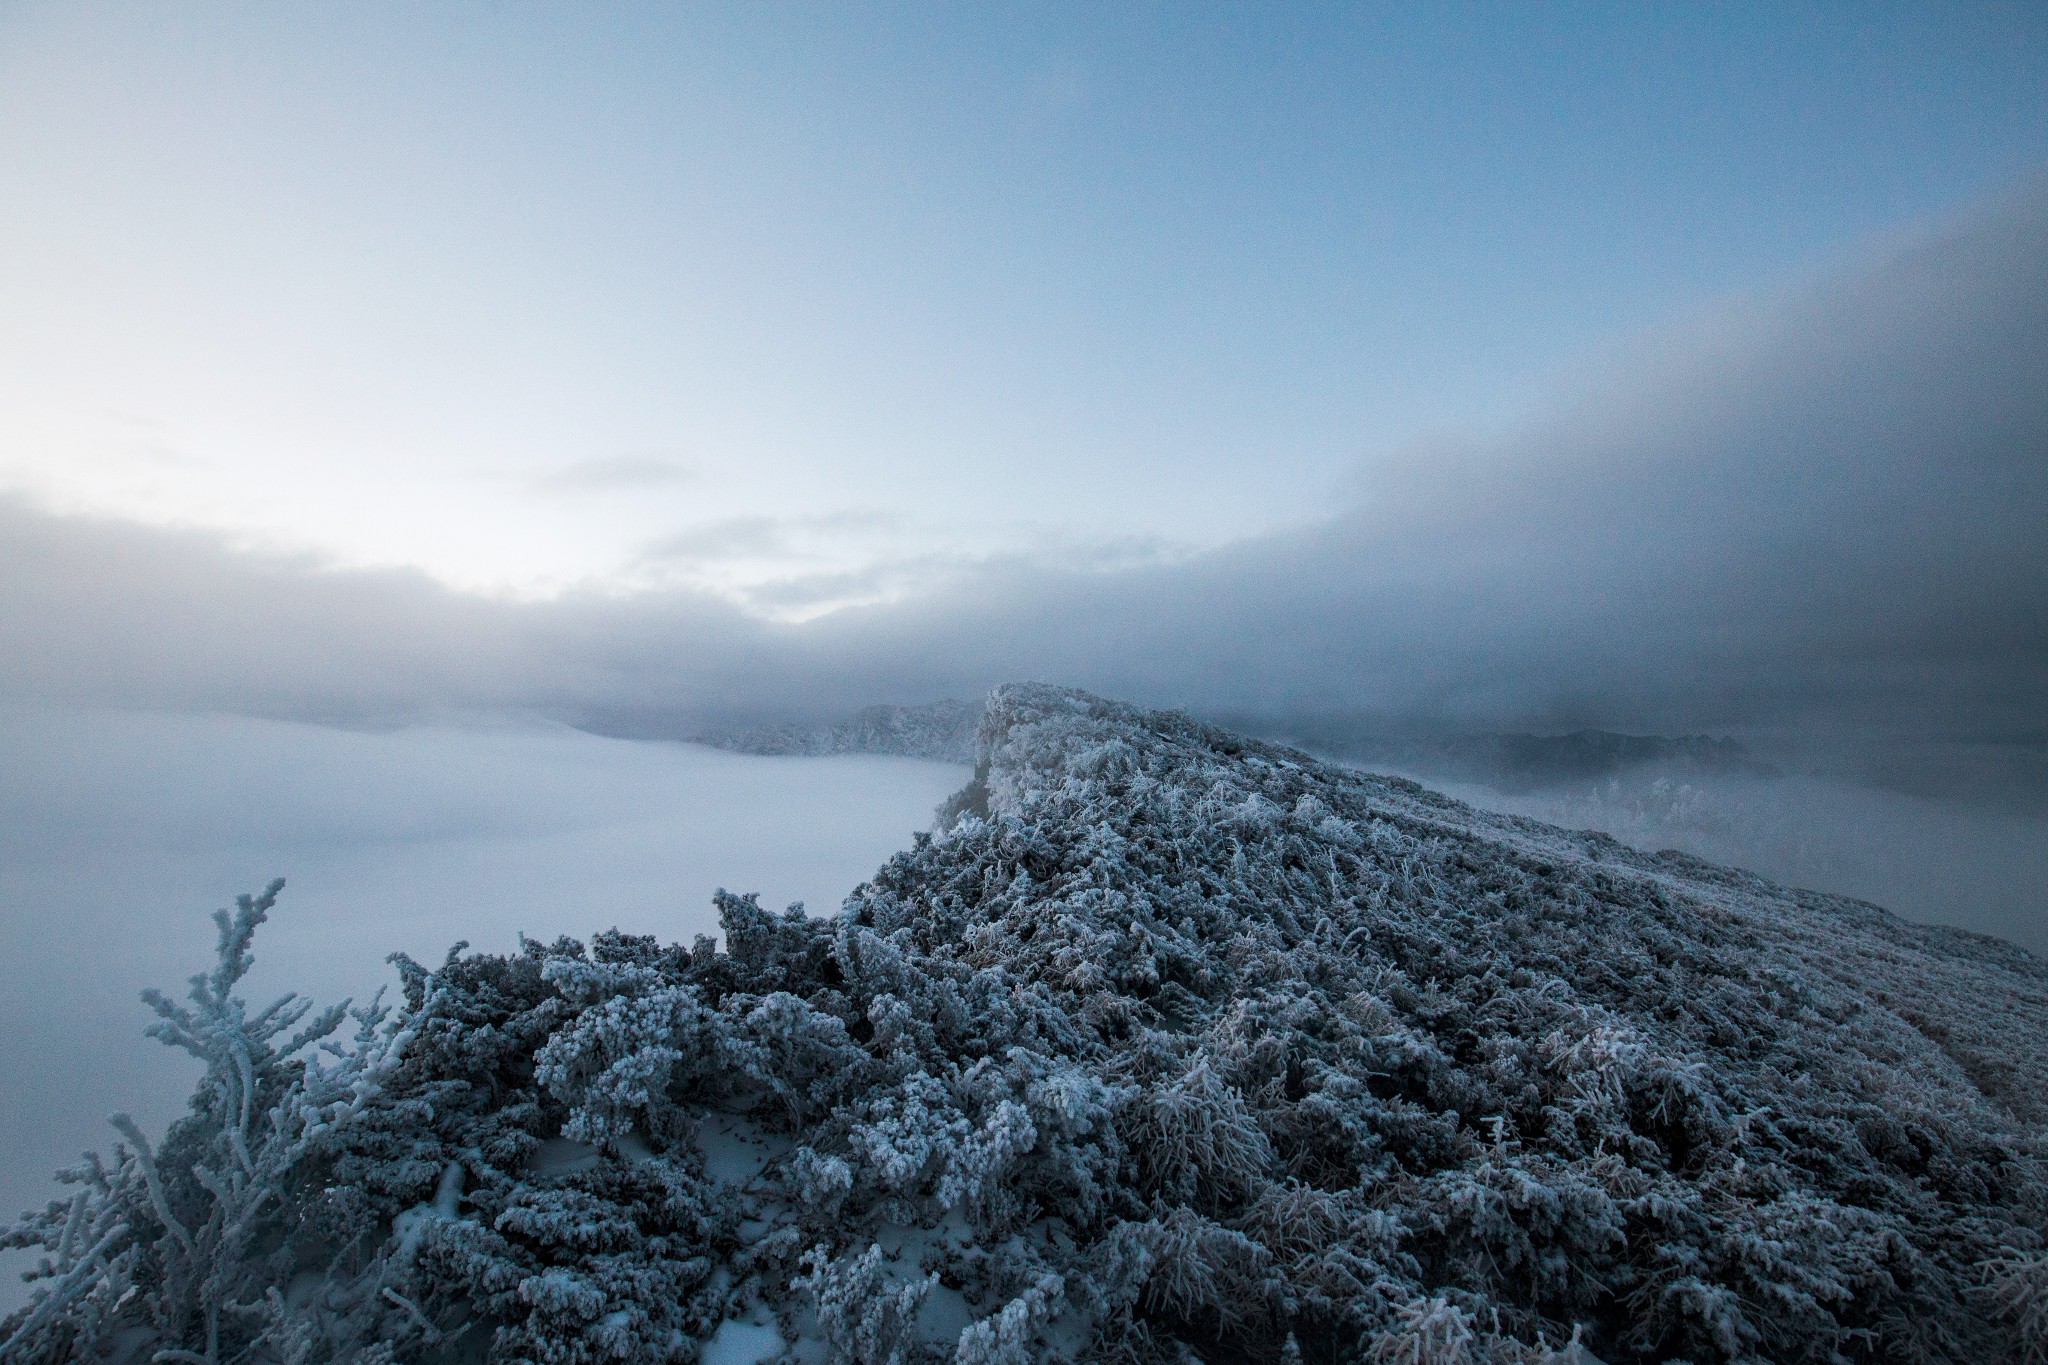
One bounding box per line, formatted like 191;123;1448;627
1;3;2044;611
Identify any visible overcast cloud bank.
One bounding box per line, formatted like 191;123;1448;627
5;178;2042;753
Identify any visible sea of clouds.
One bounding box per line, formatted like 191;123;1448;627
0;702;964;1311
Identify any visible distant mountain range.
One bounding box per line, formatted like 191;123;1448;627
691;698;1765;794
1249;720;1771;792
693;699;984;764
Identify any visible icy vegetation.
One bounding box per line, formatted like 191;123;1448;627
697;701;983;765
8;685;2048;1363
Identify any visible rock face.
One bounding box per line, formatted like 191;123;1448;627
9;685;2048;1364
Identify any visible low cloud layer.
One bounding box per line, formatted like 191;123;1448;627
3;177;2043;776
0;702;964;1313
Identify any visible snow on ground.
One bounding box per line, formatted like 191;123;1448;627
0;702;965;1313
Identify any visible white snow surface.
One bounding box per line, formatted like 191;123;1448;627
701;1316;786;1365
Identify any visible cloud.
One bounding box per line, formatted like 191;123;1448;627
0;700;965;1314
640;515;796;564
969;170;2048;745
529;456;698;493
2;174;2043;765
638;510;905;567
1422;763;2048;954
626;511;1186;620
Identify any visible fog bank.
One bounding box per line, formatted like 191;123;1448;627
0;704;963;1311
5;179;2042;763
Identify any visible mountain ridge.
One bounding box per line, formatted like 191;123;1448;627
7;683;2045;1363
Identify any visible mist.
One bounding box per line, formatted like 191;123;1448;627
1424;764;2048;949
0;702;963;1310
7;178;2044;741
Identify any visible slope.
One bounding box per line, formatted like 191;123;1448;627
7;685;2046;1364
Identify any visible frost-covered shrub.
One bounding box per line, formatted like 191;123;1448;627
1119;1060;1273;1209
1364;1296;1475;1365
1131;1206;1274;1336
797;1243;937;1365
11;684;2048;1363
954;1273;1064;1365
0;881;437;1364
1983;1250;2048;1363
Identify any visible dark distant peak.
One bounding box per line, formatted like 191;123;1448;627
1235;712;1766;792
1462;728;1759;788
696;697;983;763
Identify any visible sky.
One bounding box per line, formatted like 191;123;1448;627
2;3;2045;613
0;6;2044;899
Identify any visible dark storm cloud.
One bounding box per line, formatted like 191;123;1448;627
3;176;2043;753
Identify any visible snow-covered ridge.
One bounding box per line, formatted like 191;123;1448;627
8;684;2046;1363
